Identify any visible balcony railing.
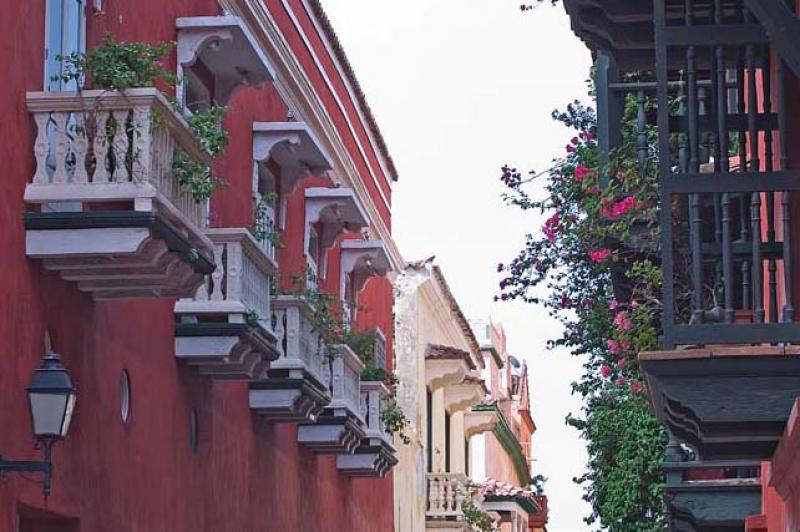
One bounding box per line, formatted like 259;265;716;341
426;473;469;520
297;344;365;454
325;344;364;418
592;0;800;348
269;295;326;383
26;88;208;231
23;88;214;299
174;228;278;379
249;295;331;422
647;0;800;348
336;380;398;477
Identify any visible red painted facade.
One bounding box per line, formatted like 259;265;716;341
0;0;397;530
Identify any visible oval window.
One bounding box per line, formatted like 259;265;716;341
119;370;131;424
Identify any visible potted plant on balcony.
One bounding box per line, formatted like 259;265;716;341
54;34;228;202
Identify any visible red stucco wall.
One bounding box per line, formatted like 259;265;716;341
0;0;394;530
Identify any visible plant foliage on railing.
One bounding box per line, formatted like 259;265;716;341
55;34;175;90
495;86;668;529
54;34;228;202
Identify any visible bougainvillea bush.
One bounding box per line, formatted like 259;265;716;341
496;90;669;529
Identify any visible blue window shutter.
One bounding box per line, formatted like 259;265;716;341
45;0;85;91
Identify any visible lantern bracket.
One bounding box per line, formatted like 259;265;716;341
0;433;55;496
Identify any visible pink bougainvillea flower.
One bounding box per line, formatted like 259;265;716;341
600;364;612;379
574;165;589;181
603;196;638;220
616;358;627;370
566;144;576;153
631;299;640;309
589;248;613;263
615;376;627;386
542;213;561;243
581;131;594;143
607;339;621;355
631;380;646;395
609;298;619;310
614;312;633;331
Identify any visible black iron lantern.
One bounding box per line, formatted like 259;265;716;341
27;351;76;440
0;342;76;496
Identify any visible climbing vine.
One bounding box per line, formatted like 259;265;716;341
495;87;669;529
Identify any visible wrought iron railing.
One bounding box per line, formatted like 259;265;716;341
648;0;800;347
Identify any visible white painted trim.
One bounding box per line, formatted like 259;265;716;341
277;0;392;212
299;0;395;190
219;0;404;270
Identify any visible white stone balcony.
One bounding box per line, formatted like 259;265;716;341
297;344;366;454
249;295;331;422
174;228;279;379
337;380;398;477
426;473;471;524
24;88;214;299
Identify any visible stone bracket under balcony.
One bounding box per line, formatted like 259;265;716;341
176;16;275;106
464;405;500;438
249;295;331;422
24;88;214;299
25;211;214;299
175;228;278;379
425;344;477;390
175;322;277;379
340;239;392;296
253;122;333;200
337;380;398;477
297;344;365;454
305;188;369;267
665;461;762;531
444;376;486;414
640;347;800;460
482;497;538;529
336;443;398;478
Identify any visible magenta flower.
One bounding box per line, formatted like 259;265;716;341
566;144;576;153
600;364;612;379
609;298;619;310
607;339;620;354
575;165;589;181
589;248;612;263
614;312;633;331
615;376;627;386
604;196;638;220
616;358;627;369
631;380;646;394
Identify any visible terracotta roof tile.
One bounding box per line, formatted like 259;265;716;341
426;344;477;370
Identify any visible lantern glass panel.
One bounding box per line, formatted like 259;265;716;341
29;392;69;438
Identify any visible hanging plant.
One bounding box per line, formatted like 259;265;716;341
55;33;175;90
380;397;411;445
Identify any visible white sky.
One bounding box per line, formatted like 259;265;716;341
323;2;594;529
